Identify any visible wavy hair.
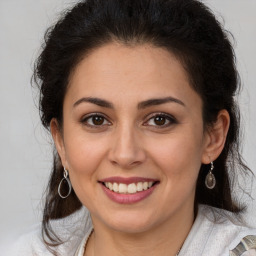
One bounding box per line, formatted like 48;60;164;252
33;0;252;252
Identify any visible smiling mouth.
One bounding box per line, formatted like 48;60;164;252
101;181;159;194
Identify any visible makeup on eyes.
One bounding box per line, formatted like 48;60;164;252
79;111;178;131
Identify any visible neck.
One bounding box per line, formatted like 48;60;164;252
85;205;195;256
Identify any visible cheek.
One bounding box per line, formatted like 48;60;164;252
63;132;108;192
63;135;108;207
147;128;204;180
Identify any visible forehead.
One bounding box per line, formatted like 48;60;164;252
67;42;200;107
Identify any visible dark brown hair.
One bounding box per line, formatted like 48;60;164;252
34;0;252;251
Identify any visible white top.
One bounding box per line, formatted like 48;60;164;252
8;205;256;256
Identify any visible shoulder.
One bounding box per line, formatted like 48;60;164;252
180;205;256;256
7;207;93;256
6;224;49;256
204;205;256;256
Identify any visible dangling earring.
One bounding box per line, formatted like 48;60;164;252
58;167;72;198
205;161;216;189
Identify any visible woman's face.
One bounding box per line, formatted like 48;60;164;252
53;43;213;233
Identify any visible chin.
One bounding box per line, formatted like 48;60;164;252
101;211;160;234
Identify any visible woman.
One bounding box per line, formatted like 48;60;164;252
10;0;256;255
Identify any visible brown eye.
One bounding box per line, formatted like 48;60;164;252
144;113;177;128
154;116;166;126
92;115;104;125
82;114;110;127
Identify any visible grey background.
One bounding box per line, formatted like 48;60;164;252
0;0;255;252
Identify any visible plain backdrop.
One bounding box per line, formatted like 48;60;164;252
0;0;256;252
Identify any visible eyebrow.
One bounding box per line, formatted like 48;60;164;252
73;96;185;109
138;97;185;109
73;97;114;108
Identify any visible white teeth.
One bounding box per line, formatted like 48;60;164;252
143;182;148;190
104;181;155;194
137;182;143;192
127;183;137;194
113;183;119;192
108;182;113;191
119;183;127;193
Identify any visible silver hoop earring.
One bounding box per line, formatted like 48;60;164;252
205;161;216;189
58;167;72;199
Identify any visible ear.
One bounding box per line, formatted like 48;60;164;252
201;109;230;164
50;118;68;168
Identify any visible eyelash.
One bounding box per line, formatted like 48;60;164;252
81;112;177;129
143;112;177;128
81;113;111;128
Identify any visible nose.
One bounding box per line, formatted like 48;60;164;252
108;124;146;169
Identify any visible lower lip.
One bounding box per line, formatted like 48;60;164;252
100;183;158;204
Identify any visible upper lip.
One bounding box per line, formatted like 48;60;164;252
99;176;159;185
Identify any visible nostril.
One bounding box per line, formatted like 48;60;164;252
108;137;146;168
